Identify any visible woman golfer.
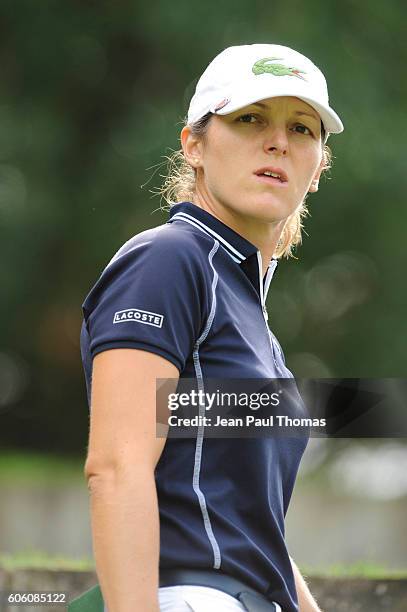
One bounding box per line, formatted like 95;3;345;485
80;43;344;612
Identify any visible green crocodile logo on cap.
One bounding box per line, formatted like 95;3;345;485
252;57;306;80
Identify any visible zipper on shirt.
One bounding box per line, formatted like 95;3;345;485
257;251;282;375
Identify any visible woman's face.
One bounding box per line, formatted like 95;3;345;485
185;96;324;226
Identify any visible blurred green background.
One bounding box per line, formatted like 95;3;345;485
0;0;406;571
1;0;405;453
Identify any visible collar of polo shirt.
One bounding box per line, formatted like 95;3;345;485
168;201;278;300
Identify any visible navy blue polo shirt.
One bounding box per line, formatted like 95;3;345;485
80;201;309;612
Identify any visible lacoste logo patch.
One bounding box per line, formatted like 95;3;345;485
252;57;307;80
113;308;164;328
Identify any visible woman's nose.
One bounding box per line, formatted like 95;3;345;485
263;126;289;156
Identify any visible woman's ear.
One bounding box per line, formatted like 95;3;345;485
309;143;332;193
180;126;202;169
308;158;325;193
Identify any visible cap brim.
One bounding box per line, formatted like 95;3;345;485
213;81;344;135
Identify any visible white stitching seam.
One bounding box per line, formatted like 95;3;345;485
192;240;222;569
171;212;246;262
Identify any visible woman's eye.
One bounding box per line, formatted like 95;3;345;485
237;113;258;123
293;124;312;136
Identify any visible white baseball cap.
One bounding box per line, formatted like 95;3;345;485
187;44;344;142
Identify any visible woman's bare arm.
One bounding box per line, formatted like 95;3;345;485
84;348;179;612
290;556;322;612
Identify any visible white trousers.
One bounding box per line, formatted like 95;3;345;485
158;585;246;611
103;584;282;611
104;585;245;612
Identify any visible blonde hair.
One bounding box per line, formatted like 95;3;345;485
158;113;333;259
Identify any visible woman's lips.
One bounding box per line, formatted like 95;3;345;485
253;166;289;187
253;174;289;187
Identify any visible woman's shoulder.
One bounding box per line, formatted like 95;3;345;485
104;218;215;274
83;219;215;312
82;218;215;349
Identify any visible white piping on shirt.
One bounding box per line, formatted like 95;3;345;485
171;211;246;263
192;240;222;569
257;252;282;375
264;259;278;300
171;215;242;263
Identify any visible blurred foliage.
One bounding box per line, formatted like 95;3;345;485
0;550;94;571
0;451;83;483
0;0;406;453
301;562;407;579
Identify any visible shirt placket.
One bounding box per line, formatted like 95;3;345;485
256;252;282;375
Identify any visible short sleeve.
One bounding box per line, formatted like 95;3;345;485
82;227;211;372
